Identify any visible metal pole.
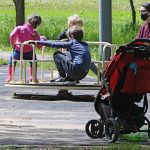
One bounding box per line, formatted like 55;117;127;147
32;44;36;83
19;44;24;82
99;0;112;60
41;46;45;82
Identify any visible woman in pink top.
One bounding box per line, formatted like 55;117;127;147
136;2;150;38
6;14;44;82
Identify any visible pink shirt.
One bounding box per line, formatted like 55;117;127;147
10;23;42;53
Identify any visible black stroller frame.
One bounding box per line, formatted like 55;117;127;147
85;39;150;143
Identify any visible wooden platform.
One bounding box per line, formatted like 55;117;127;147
5;81;101;90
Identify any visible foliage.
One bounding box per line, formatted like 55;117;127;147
0;58;7;65
0;0;146;59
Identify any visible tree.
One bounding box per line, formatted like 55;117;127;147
129;0;136;26
13;0;25;26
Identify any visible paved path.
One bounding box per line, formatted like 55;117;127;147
0;65;106;146
0;65;150;147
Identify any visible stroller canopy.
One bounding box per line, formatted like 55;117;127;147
104;38;150;94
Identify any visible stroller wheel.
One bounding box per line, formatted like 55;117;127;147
144;117;150;139
105;118;119;143
85;119;104;139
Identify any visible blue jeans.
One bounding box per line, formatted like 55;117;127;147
53;51;87;80
9;50;37;67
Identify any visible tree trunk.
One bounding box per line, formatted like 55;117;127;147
13;0;25;26
129;0;136;26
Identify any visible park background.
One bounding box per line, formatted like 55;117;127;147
0;0;147;62
0;1;150;149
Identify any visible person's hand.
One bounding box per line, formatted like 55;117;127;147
40;36;47;41
23;40;37;45
15;42;22;45
29;40;37;44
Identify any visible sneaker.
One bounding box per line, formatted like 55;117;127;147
62;76;78;85
6;76;12;83
76;80;80;84
30;78;39;83
50;77;65;82
63;76;80;84
63;76;75;82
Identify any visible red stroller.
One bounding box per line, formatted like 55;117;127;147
85;38;150;143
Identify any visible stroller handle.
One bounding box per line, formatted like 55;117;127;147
127;38;150;47
116;38;150;54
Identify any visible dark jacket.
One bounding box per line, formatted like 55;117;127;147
57;29;68;40
37;39;91;72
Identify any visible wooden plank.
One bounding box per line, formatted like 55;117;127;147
5;82;101;90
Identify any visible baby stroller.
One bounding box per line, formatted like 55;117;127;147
85;38;150;143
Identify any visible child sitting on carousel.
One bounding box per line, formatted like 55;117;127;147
24;26;91;84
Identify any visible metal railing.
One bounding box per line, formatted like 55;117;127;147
11;41;116;85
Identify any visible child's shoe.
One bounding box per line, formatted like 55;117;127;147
6;66;13;83
50;77;65;82
30;78;39;83
6;76;12;83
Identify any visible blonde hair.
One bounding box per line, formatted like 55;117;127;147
67;14;83;28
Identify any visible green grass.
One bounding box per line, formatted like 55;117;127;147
0;0;146;46
0;0;147;62
0;58;7;65
104;143;150;150
0;144;149;150
0;0;146;76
